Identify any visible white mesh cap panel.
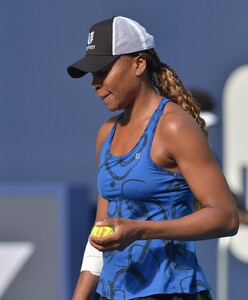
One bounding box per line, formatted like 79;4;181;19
112;16;155;55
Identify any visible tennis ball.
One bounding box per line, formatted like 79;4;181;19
91;225;115;238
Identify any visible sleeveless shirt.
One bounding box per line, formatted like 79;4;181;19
96;98;210;299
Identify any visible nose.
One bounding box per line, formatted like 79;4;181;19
91;74;103;91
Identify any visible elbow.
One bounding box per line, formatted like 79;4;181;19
227;221;239;237
224;211;240;237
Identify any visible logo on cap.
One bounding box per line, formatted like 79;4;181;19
88;31;95;45
86;31;95;51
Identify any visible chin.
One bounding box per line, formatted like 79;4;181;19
106;105;120;112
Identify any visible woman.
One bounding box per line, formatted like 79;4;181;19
67;16;239;300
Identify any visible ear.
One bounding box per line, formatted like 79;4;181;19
135;55;147;76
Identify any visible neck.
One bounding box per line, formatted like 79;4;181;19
123;88;162;123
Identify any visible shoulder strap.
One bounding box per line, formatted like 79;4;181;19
145;98;170;134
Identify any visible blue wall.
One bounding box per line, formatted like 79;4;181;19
1;1;248;299
1;0;248;196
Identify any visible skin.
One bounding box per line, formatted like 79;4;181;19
72;55;239;300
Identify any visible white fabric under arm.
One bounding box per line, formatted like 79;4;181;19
81;240;103;276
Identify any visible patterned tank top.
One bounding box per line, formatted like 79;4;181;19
96;98;210;299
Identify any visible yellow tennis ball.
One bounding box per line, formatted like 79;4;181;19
91;225;115;238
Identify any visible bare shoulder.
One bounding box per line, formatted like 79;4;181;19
97;116;116;140
156;101;209;161
158;102;207;146
161;102;203;135
96;114;120;162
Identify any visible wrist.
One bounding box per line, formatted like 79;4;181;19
136;220;156;240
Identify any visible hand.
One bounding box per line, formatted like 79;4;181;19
89;218;140;252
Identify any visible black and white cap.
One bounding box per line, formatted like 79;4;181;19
67;16;155;78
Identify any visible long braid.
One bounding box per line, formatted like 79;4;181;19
139;49;208;137
138;49;207;210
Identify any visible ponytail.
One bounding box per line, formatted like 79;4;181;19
139;49;208;137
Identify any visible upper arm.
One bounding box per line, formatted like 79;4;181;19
94;194;109;223
163;107;237;215
94;117;117;222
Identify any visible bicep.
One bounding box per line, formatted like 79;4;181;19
95;122;111;222
179;145;231;209
166;117;235;211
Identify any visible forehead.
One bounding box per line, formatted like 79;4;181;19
92;55;135;76
112;55;139;72
112;55;135;66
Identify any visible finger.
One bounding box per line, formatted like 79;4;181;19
89;238;117;252
89;233;116;245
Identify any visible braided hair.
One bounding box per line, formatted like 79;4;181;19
138;49;208;137
138;49;208;210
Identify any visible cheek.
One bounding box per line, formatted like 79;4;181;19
104;63;138;96
106;74;130;94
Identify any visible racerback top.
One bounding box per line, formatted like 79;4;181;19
96;98;210;299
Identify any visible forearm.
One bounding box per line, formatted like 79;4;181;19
89;203;239;253
72;240;103;299
72;271;99;300
138;207;239;241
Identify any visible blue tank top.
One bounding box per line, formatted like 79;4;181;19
96;98;210;299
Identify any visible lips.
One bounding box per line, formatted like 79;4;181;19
100;93;111;102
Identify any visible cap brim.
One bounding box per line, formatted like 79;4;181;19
67;55;120;78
